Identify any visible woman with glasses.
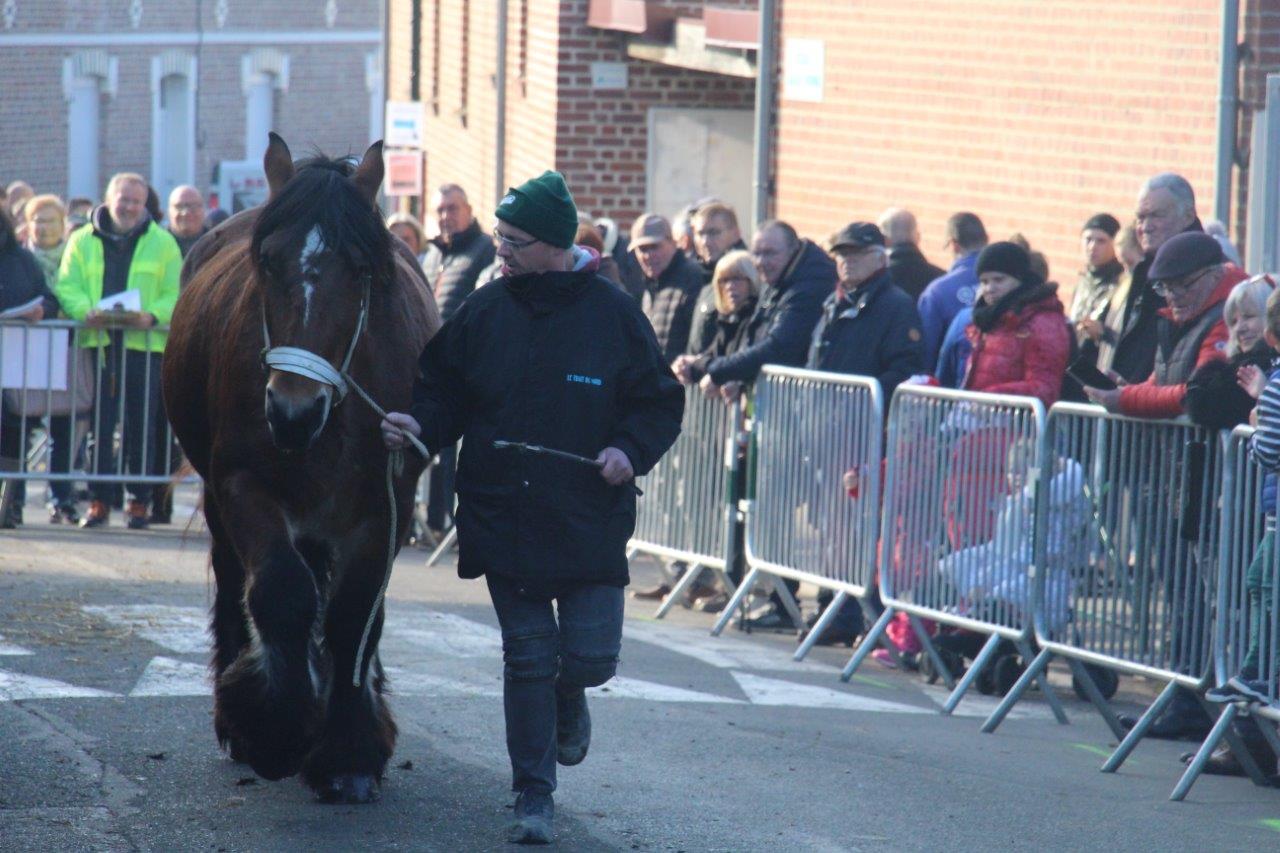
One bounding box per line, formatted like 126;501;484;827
673;249;760;390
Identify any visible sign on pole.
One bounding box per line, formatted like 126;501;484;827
385;150;423;197
384;100;425;148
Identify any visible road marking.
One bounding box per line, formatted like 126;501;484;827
0;634;33;656
0;669;118;701
595;676;743;704
919;685;1057;720
130;656;211;697
1070;742;1114;759
1259;819;1280;833
622;621;832;674
732;672;934;714
83;605;209;654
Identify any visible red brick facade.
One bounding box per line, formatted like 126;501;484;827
0;0;380;203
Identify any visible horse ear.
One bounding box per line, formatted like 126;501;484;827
350;140;385;205
264;133;294;199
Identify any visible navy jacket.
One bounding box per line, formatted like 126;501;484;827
410;268;684;596
916;251;979;369
806;269;924;402
707;239;835;385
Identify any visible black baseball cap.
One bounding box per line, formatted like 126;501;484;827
1147;232;1225;282
828;222;886;252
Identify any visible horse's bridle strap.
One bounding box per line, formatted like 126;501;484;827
263;347;350;400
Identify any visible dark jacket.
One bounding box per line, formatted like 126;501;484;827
806;269;924;401
1109;220;1205;383
917;251;980;369
686;283;719;356
0;241;59;316
169;226;207;259
422;219;497;323
409;263;684;596
887;243;945;302
641;250;705;364
706;239;835;385
1184;344;1278;430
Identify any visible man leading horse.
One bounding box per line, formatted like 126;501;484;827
381;171;683;844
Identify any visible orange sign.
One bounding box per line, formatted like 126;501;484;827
385;150;423;197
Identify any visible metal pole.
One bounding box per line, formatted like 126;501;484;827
750;0;776;227
495;0;508;204
1213;0;1239;228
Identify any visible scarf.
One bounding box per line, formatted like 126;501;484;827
970;279;1055;333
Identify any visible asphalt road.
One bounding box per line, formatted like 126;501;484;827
2;500;1279;851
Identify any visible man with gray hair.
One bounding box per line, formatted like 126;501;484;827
1106;172;1205;384
878;207;944;301
166;185;207;258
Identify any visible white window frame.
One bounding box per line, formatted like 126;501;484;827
62;50;118;200
150;51;198;202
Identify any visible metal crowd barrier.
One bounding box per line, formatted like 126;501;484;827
1173;425;1280;800
627;386;743;618
0;321;184;514
843;384;1070;722
985;404;1225;755
709;366;883;661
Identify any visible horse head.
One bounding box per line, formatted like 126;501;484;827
252;133;390;452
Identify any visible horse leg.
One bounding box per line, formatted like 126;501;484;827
302;525;397;804
204;485;252;762
213;472;321;782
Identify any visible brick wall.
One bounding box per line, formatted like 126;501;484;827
773;0;1233;294
392;0;755;229
0;0;379;202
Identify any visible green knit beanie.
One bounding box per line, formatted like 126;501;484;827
494;170;579;249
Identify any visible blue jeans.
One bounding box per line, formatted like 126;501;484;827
485;573;624;795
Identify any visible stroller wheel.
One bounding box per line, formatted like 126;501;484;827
1072;665;1119;701
921;647;964;686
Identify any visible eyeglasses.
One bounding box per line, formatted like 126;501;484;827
493;228;538;250
1153;268;1213;298
172;203;202;212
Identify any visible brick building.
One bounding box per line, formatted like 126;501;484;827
0;0;383;208
389;0;1279;285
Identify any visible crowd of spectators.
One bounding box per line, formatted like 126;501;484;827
0;174;218;530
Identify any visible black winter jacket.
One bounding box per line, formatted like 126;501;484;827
706;239;835;385
641;250;706;363
410;268;684;596
686;283;719;356
0;242;59;316
806;270;924;401
422;219;497;323
887;243;945;302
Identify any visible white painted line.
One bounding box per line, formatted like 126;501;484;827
731;672;934;714
919;684;1057;720
0;669;118;702
82;605;209;654
0;635;33;656
382;610;502;657
593;676;744;705
384;666;502;698
130;656;212;697
623;621;832;674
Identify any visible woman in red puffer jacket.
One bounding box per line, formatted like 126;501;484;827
963;241;1071;409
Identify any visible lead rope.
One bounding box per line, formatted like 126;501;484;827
260;278;429;688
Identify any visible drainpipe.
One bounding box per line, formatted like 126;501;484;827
751;0;776;228
495;0;508;204
1214;0;1239;229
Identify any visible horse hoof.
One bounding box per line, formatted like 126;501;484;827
315;774;381;805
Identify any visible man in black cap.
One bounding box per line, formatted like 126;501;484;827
799;222;925;645
1083;230;1246;742
381;171;683;844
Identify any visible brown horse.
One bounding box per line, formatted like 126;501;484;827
163;134;439;802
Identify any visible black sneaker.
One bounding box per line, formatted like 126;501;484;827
508;789;554;845
49;502;80;525
556;687;591;766
743;607;798;632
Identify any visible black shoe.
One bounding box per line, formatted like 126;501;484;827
125;500;150;530
743;608;798;632
629;583;671;601
508;789;554;845
49;502;79;525
556;687;591;766
2;503;22;528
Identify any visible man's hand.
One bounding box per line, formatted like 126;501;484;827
671;355;695;384
17;304;43;322
1077;318;1103;343
1238;364;1267;400
83;310;107;328
380;412;422;450
131;312;156;330
719;381;742;404
596;447;634;486
1083;385;1122;413
698;374;720;400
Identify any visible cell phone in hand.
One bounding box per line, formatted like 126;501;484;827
1067;356;1117;391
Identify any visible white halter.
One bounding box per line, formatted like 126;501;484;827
260;277;370;403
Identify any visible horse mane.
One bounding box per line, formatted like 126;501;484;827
250;154;393;286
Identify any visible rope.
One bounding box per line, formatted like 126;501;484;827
344;373;429;688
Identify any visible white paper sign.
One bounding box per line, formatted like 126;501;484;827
1;327;70;391
783;39;825;102
384;101;425;149
96;289;141;313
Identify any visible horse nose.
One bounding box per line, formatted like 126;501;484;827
265;383;331;451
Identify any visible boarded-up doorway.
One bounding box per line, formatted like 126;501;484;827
646;107;754;221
